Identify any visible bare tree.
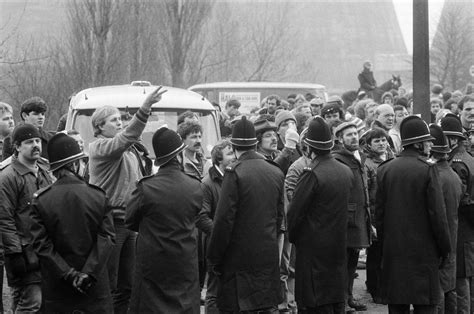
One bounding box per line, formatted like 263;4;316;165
66;0;126;87
430;2;474;90
152;0;214;88
237;2;295;81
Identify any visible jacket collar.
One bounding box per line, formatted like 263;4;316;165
11;156;49;176
399;148;421;158
238;150;265;162
54;172;85;185
257;147;279;160
333;146;366;166
208;165;223;182
372;120;390;132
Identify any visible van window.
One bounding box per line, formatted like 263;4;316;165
189;83;327;114
72;109;218;159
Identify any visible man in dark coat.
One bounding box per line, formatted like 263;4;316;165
29;133;115;313
429;124;462;314
207;116;285;313
358;61;377;99
197;139;235;313
441;114;474;313
126;127;202;313
0;124;54;312
288;116;354;313
332;121;371;312
376;116;451;313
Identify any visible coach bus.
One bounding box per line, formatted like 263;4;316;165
188;81;328;113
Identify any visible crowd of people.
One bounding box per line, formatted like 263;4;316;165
0;75;473;314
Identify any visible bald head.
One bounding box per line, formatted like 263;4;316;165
375;104;395;130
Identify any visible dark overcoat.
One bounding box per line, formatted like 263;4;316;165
375;149;451;305
333;148;371;248
207;150;285;312
358;68;376;92
448;147;474;278
30;174;115;313
126;162;202;314
435;160;462;292
288;154;353;307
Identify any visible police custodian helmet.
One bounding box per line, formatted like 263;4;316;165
152;127;186;166
48;133;87;172
231;116;258;147
429;124;451;154
304;116;334;150
400;116;434;147
440;113;465;139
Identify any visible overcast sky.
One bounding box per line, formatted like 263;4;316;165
393;0;446;54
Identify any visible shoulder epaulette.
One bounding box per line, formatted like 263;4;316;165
0;156;12;171
417;156;435;165
303;166;313;172
452;158;463;163
225;160;241;172
33;185;52;199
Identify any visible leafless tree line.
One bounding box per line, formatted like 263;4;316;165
430;1;473;91
0;0;298;130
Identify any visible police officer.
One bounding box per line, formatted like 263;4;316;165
29;133;115;313
441;114;474;313
376;116;451;313
126;128;202;313
429;124;462;314
207;116;285;313
288;116;353;313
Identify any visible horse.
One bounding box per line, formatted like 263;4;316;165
342;75;402;108
372;75;402;103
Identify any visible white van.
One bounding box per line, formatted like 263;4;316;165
65;82;220;159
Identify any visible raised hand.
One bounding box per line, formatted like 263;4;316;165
143;86;168;110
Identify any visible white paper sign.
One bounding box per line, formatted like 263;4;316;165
219;92;261;114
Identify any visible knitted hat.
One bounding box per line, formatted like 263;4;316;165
12;124;41;145
231;116;257;147
327;95;343;106
152;128;186;166
440;114;465;139
400;116;434;146
334;121;358;138
431;84;443;94
48;133;87;172
429;124;451;154
310;97;324;106
275;110;296;129
254;118;277;136
304;116;334;150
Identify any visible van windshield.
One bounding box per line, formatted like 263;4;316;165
72;109;219;159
